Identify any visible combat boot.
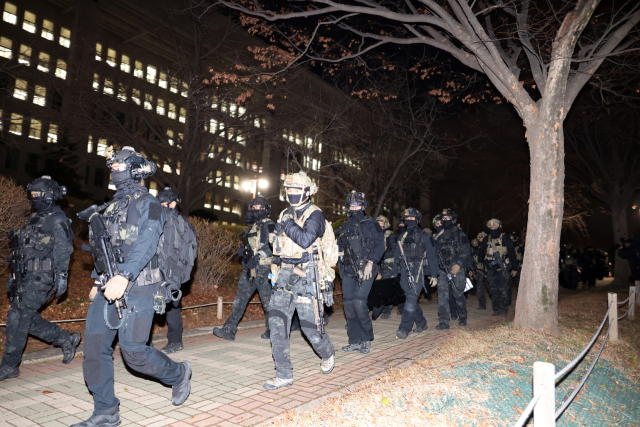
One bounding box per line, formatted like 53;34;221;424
459;318;467;327
396;329;408;339
413;324;427;333
60;333;82;364
212;326;235;341
264;377;293;390
359;341;371;354
435;323;450;330
261;329;270;339
172;361;192;406
341;342;362;352
380;312;391;319
70;412;121;427
320;353;335;374
0;365;19;382
161;342;184;354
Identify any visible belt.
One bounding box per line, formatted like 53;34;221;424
27;258;52;272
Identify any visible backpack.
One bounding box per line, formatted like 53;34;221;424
158;209;198;288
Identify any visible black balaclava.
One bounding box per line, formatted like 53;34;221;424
490;227;502;238
397;220;406;234
434;223;443;233
250;208;267;222
349;203;364;220
31;198;53;212
405;218;418;228
443;218;456;230
111;169;140;191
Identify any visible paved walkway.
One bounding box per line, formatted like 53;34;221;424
0;299;502;427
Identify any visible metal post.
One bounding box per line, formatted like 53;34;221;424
217;296;223;320
630;286;636;320
608;293;618;343
533;361;556;427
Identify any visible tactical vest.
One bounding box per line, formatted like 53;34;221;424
246;217;273;266
100;189;161;286
485;234;510;268
436;229;460;265
18;212;68;272
399;228;426;264
340;216;375;263
157;208;197;287
382;230;395;263
515;245;523;261
273;206;320;261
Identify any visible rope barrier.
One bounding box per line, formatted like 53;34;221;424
617;296;630;306
618;310;628;321
512;385;546;427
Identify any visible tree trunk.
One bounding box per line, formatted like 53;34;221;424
514;116;565;336
611;197;630;284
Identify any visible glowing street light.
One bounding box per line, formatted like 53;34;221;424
242;178;268;198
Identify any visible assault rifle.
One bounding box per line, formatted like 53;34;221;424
7;229;25;307
342;239;363;288
78;203;132;319
306;243;326;335
239;229;253;279
487;240;510;281
397;241;417;294
437;249;456;290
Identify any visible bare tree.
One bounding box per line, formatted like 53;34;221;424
219;0;640;334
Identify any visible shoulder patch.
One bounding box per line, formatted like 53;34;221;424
149;202;162;221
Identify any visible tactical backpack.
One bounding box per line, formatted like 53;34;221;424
158;209;198;288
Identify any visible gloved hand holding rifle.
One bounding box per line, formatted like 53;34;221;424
6;229;25;307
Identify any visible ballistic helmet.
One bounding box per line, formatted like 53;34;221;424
432;214;442;226
248;196;271;215
376;215;390;230
106;146;156;180
26;175;67;202
440;208;457;222
283;171;316;193
508;232;520;242
346;190;368;210
477;231;488;241
158;187;181;205
471;238;479;247
486;218;502;229
402;207;422;223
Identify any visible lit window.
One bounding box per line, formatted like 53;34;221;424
37;51;49;72
120;54;130;73
47;124;58;143
225;175;230;188
13;78;27;100
318;143;322;153
0;36;12;58
213;194;220;210
132;88;141;105
55;59;66;79
233;176;239;190
146;65;156;83
226;150;232;164
87;135;93;153
149;181;158;196
95;43;102;61
59;27;71;48
237;134;245;146
144;93;153;110
170;79;178;93
18;44;30;65
211;96;218;109
103;79;113;96
9;113;22;135
134;61;143;78
33;85;46;106
312;158;318;171
156;98;165;115
209;118;217;133
168;103;176;120
179;107;185;123
22;11;36;33
223;197;230;212
216;170;222;185
204;192;212;209
235;152;241;165
232;200;239;214
253;117;260;127
176;161;180;175
230;102;237;117
117;84;127;101
93;74;100;91
163;163;171;173
221;101;227;114
181;82;188;97
97;139;108;156
3;2;17;25
159;72;167;89
41;19;53;40
106;48;116;67
29;119;41;139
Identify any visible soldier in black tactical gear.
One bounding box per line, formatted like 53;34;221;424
433;213;459;318
336;191;384;354
214;196;274;341
470;237;487;310
559;244;580;289
397;218;407;236
393;208;439;338
434;209;472;329
0;176;80;382
373;215;398;319
477;219;518;318
617;239;640;281
580;246;597;288
157;188;196;354
74;147;191;427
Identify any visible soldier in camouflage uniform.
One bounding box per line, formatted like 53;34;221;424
434;209;472;329
264;172;335;390
477;219;518;318
0;176;80;382
214;196;274;341
373;215;399;319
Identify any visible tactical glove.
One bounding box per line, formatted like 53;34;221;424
324;281;335;306
363;262;374;280
257;250;267;259
430;277;438;287
272;256;281;267
511;270;518;278
54;273;68;298
246;255;259;270
237;245;247;258
76;204;99;221
451;264;461;275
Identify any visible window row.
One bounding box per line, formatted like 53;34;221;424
1;39;68;78
3;111;58;142
3;2;71;47
333;151;361;169
203;192;241;214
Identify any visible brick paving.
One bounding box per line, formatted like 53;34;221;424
0;299;502;427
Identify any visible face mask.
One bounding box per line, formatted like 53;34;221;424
250;210;267;221
30;199;52;212
434;225;443;232
405;219;417;228
287;193;302;205
350;208;364;218
397;224;406;233
111;169;132;184
490;228;502;238
443;219;455;230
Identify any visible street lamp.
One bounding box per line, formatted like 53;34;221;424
242;178;268;198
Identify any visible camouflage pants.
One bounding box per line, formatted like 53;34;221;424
398;266;427;334
268;267;334;380
224;265;271;332
1;273;69;368
486;268;509;314
437;269;467;325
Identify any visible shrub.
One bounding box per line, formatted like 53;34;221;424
0;176;31;268
189;216;238;291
